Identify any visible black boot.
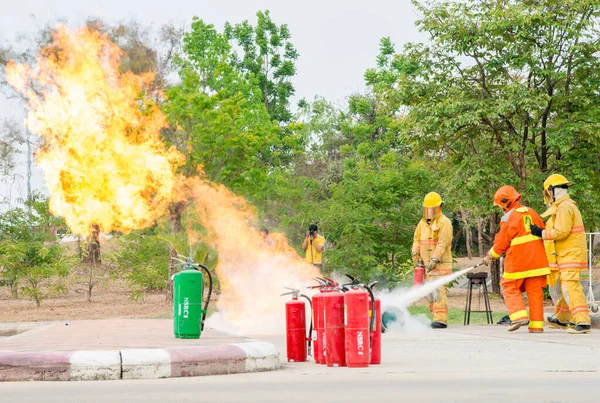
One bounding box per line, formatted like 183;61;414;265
567;324;591;334
546;316;568;330
431;321;447;329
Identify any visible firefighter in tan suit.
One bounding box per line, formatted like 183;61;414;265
412;192;453;329
530;174;591;334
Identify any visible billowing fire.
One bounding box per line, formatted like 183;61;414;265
6;25;319;335
6;25;183;236
189;179;320;334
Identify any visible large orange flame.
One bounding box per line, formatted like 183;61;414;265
188;179;320;334
6;25;319;335
6;25;183;236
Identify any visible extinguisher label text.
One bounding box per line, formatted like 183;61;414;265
312;330;317;340
183;297;189;319
357;331;364;355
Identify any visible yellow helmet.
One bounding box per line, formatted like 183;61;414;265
543;174;573;205
422;192;443;222
423;192;443;208
543;174;573;191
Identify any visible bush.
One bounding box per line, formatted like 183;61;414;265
108;228;171;301
0;241;71;306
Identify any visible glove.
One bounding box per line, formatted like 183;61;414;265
412;252;420;266
482;255;491;266
425;257;439;272
530;224;543;237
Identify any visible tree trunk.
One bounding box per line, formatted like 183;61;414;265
453;226;463;254
477;218;485;258
87;265;94;303
166;201;186;302
10;281;18;299
82;224;101;264
460;208;472;259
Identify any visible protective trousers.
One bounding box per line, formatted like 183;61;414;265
501;275;546;332
550;271;591;325
425;273;448;324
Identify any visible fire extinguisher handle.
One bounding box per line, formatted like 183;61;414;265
280;287;301;298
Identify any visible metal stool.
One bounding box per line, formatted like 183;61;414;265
463;272;493;325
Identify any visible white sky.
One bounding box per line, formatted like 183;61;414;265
0;0;426;206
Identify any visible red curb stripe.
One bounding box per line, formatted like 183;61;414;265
0;351;72;382
168;345;247;378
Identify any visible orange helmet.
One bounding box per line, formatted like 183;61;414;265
493;185;522;211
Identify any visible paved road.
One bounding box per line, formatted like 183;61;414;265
2;325;600;403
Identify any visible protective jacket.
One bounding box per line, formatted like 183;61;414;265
490;205;550;280
541;194;587;271
412;214;453;275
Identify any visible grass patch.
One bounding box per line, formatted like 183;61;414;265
407;305;508;325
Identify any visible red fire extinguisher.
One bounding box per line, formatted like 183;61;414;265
368;281;381;365
342;275;376;368
316;277;338;366
309;278;327;364
281;287;312;363
323;285;346;367
414;261;425;286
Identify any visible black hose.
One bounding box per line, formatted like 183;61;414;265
300;294;313;356
196;263;213;332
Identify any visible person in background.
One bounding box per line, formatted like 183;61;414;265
412;192;453;329
530;174;591;334
483;185;549;333
259;228;274;247
302;224;325;269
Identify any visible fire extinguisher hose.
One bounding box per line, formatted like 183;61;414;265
364;284;376;350
195;263;213;332
300;294;313;355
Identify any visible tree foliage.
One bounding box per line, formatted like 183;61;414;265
393;0;600;224
0;194;71;305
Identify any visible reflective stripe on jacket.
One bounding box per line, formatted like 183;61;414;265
489;206;550;280
541;194;587;271
412;214;453;275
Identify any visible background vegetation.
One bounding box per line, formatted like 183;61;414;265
1;0;599;304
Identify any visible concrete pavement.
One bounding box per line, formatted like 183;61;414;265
0;320;279;381
1;324;600;402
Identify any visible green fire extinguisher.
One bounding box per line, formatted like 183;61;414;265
172;255;213;339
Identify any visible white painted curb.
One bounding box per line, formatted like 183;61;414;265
230;341;280;372
70;350;121;381
0;341;280;382
121;348;172;380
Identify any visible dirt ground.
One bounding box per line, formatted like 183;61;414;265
0;278;177;323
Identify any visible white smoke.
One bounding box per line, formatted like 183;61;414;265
377;288;431;333
377;265;481;332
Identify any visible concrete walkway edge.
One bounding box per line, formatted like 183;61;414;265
0;341;280;382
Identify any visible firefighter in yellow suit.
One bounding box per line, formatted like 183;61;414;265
412;192;453;329
530;174;591;334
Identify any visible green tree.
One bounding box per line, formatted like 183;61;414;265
225;10;298;123
392;0;600;226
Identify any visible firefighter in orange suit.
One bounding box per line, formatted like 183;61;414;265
483;186;550;333
412;192;453;329
530;174;591;334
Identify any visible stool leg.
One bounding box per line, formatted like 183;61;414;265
467;281;474;325
483;280;493;324
463;280;469;326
